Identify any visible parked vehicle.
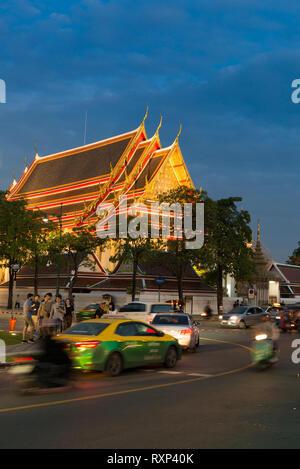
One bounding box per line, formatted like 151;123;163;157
151;313;200;351
220;306;269;328
111;302;174;324
56;318;182;376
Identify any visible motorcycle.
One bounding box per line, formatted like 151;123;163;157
8;336;73;394
251;333;278;370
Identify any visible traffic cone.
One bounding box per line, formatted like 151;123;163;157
9;315;16;332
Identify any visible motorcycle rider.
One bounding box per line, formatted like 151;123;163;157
252;313;279;354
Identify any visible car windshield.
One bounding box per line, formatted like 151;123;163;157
151;305;173;313
229;306;248;314
152;315;189;325
64;323;109;336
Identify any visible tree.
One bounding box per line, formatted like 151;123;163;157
26;213;55;296
287;242;300;266
110;237;154;302
0;193;49;308
46;225;105;298
196;196;255;314
152;186;203;307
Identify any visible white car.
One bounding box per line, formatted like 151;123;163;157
151;313;200;351
115;302;174;323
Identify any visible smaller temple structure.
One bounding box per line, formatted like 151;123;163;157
236;222;280;305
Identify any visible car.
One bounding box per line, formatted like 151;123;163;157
220;306;268;328
151;313;200;351
111;302;174;323
56;318;182;376
76;304;102;322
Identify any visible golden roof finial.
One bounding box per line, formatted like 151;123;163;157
257;220;260;243
24;155;28;169
174;122;182;144
141;105;149;127
155;114;163;136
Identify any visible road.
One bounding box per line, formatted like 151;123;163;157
0;323;300;449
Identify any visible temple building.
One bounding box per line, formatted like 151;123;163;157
269;263;300;300
2;111;216;311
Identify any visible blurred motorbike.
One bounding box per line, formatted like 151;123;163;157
8;336;73;393
251;332;278;370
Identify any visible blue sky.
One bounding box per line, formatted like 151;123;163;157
0;0;300;262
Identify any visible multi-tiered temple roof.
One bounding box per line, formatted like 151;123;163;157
3;112;215;301
7;110;193;230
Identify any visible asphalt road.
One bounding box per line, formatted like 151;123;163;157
0;324;300;449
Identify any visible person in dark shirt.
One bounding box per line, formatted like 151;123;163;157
64;298;75;330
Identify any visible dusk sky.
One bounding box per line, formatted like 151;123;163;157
1;0;300;262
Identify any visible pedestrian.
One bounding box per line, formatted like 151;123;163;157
22;293;35;343
94;302;107;318
233;299;240;309
52;295;66;333
37;293;55;337
64;298;75;330
32;294;40;315
15;294;21;310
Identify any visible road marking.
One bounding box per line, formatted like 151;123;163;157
0;338;254;414
187;373;212;377
157;371;182;374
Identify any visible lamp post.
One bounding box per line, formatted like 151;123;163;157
56;203;63;297
11;263;20;316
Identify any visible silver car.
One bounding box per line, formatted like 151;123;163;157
151;313;200;351
220;306;268;328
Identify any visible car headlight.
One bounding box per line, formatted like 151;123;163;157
229;315;239;322
219;315;223;320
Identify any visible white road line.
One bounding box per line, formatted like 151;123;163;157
157;371;182;374
187;373;212;377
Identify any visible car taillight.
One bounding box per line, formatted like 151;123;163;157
201;312;207;316
74;341;101;350
13;357;34;362
180;329;193;335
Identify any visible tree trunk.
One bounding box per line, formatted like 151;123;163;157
7;267;13;309
68;264;78;299
217;264;223;315
131;259;138;301
34;255;39;296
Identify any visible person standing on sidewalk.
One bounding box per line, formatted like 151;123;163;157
52;295;66;333
64;298;75;330
22;293;35;343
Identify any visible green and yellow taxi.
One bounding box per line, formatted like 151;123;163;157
56;318;182;376
76;304;102;322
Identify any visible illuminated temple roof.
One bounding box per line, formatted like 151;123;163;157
7;110;193;229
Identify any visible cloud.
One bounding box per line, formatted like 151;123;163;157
1;0;300;261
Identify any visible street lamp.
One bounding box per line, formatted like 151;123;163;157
56;203;63;296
